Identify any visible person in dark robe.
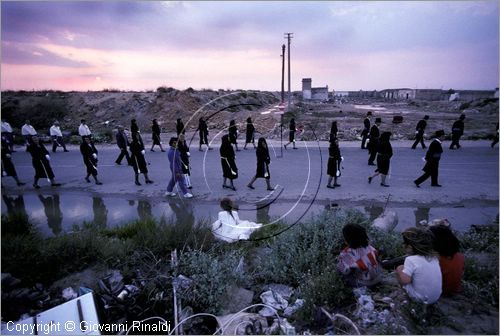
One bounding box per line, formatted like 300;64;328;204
368;131;393;187
177;133;192;189
326;138;342;188
492;122;499;148
361;111;372;149
1;135;24;186
176;118;185;136
150;119;165;152
220;134;238;191
449;114;465;150
243;117;256;149
411;115;429;149
329;121;339;144
247;137;274;191
198;117;211;151
115;126;131;165
228;119;239;151
27;136;60;188
284;118;297;149
414;130;445;187
80;136;102;185
130;132;153;185
368;117;381;165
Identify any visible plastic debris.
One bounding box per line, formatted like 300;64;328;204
283;299;305;317
62;287;78;300
259;290;288;317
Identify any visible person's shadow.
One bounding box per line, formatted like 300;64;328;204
38;194;63;235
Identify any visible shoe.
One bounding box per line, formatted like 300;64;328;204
135;180;141;186
33;184;40;189
333;183;341;187
188;186;193;189
150;149;155;152
222;185;229;189
284;144;288;150
293;147;298;150
327;185;335;189
199;149;203;151
161;150;166;152
208;148;213;150
145;180;154;184
431;184;442;187
236;149;241;152
267;187;275;191
247;185;255;189
116;162;122;165
51;183;61;187
368;177;372;184
184;193;193;198
64;150;69;152
17;182;25;186
231;186;236;191
85;177;91;183
96;181;103;185
411;147;416;150
368;162;376;166
380;183;390;187
414;180;420;188
164;191;176;197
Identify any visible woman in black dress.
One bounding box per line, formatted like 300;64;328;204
130;132;153;186
1;135;24;186
247;137;274;191
150;119;165;152
220;134;238;191
177;133;192;189
27;136;60;188
243;117;256;149
326;138;342;189
80;136;102;185
198;117;211;151
228;119;239;151
368;132;393;187
284;118;297;149
329;121;338;144
176;118;185;136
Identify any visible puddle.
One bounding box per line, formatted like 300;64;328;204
1;192;497;237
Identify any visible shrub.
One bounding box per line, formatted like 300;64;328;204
92;129;114;143
462;258;499;307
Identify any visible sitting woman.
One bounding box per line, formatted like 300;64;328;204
396;227;442;304
211;198;262;243
337;223;382;287
429;224;464;295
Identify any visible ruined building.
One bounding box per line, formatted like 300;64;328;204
302;78;329;101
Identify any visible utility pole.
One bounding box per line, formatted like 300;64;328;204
281;44;286;104
284;33;293;112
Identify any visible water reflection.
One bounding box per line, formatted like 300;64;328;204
92;197;108;228
138;200;153;221
38;194;63;235
169;199;195;226
256;200;271;224
365;206;384;222
2;194;27;217
414;207;430;226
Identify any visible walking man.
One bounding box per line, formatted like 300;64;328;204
50;121;69;152
79;119;92;140
284;118;297;150
21;120;37;148
367;117;381;166
414;130;445;188
1;118;15;152
115;126;131;165
449;114;465;150
361;111;372;149
411;115;429;149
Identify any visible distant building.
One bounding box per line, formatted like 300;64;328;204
302;78;328;101
379;88;415;100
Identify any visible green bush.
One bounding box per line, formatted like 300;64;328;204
5;98;67;130
1;213;33;236
92;129;114;143
463;258;499;307
459;225;498;253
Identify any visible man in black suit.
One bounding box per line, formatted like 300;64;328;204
361;111;372;149
367;117;381;165
414;130;445;187
115;126;131;165
411;115;429;149
449;114;465;149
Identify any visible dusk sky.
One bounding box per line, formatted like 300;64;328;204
1;1;498;92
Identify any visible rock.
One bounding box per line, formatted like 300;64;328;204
265;284;294;300
372;211;398;231
2;273;21;288
259;290;288;317
283;298;305;317
220;285;254;315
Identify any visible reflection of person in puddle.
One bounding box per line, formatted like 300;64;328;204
92;197;108;228
364;206;384;222
414;207;430;226
212;198;262;243
2;194;27;218
38;194;63;235
137;200;153;221
256;200;271;224
169;199;195;227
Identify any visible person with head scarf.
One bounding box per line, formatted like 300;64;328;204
177;133;192;189
1;135;25;186
284;118;297;149
367;117;381;165
326;138;342;189
247;137;274;191
220;134;238;191
368;131;393;187
176;118;185;136
130;131;153;186
243;117;256;149
150;119;165;152
329;121;339;144
361;111;372;149
198;117;211;151
228;119;239;151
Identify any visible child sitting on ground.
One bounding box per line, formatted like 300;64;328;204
337;223;382;287
429;224;464;295
211;198;262;243
396;227;442;304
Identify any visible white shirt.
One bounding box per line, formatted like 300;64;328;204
1;122;13;133
79;124;91;136
50;125;63;137
21;124;37;136
402;255;442;304
212;210;262;243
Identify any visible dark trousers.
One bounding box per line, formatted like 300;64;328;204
52;136;67;152
415;170;439;186
412;133;426;149
368;150;377;164
115;147;131;164
449;134;461;149
361;133;368;149
492;136;499;148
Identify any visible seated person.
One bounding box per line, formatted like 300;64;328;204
212;198;262;243
396;227;442;304
337;223;382;287
429;224;464;295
